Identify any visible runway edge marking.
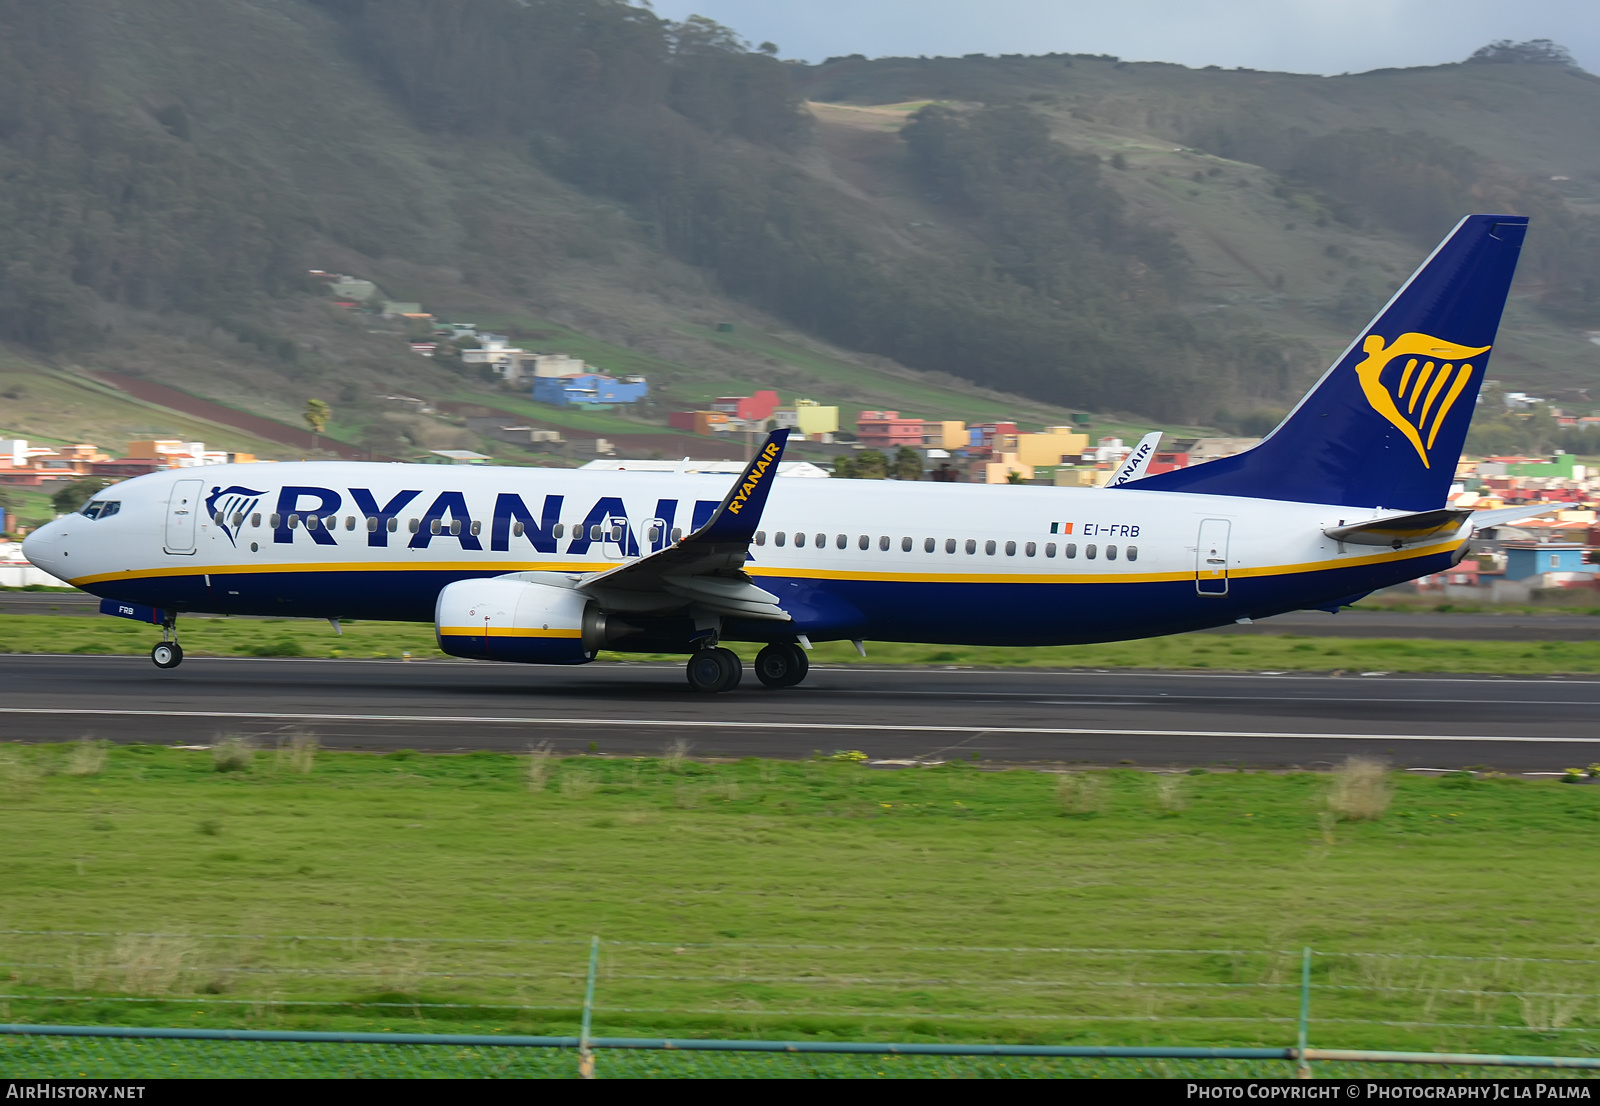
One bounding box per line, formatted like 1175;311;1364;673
1;707;1595;744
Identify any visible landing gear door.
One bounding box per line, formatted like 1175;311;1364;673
1195;518;1230;596
164;478;204;555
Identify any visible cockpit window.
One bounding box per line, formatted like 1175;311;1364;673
80;500;121;520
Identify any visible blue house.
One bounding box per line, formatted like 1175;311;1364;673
1502;542;1598;581
532;373;649;409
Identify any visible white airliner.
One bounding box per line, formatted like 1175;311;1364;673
23;215;1542;692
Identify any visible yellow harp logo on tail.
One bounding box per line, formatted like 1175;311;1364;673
1353;332;1490;468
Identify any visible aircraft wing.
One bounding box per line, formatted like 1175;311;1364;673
574;429;793;621
1104;432;1161;488
1322;503;1560;548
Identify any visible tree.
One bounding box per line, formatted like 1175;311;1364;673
304;398;332;453
1006;470;1027;484
51;477;114;516
892;447;923;481
858;450;889;479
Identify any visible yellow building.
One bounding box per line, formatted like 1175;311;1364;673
932;421;967;449
1016;427;1090;467
984;453;1034;484
792;399;839;438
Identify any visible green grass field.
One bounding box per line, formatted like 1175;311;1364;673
1;743;1598;1057
7;610;1600;674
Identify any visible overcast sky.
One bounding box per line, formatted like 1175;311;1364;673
645;0;1599;77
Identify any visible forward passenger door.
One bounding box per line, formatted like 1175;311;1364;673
164;479;204;555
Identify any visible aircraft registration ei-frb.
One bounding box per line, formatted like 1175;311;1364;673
23;215;1548;693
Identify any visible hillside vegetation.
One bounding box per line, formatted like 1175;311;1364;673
0;2;1595;452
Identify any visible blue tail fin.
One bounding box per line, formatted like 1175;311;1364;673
1131;214;1528;510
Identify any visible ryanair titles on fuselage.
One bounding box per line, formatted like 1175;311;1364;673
245;482;727;558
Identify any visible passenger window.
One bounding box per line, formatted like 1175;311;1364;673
367;516;379;532
796;532;808;548
965;539;976;554
387;517;398;533
1064;543;1077;558
755;531;766;546
513;521;525;537
251;513;261;528
925;538;935;553
610;522;625;542
945;538;956;554
902;537;912;552
671;527;682;542
1126;545;1138;562
1106;544;1118;561
815;533;825;548
1045;542;1055;557
470;520;481;537
984;540;996;555
836;534;847;549
408;519;419;533
346;516;356;531
288;514;300;529
858;535;869;551
1086;544;1097;560
431;519;442;535
307;515;321;531
878;535;888;551
775;531;786;547
212;511;224;525
1024;541;1035;557
1006;541;1017;556
589;524;602;540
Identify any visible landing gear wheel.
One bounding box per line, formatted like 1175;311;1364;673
685;647;742;693
151;642;183;670
755;643;809;689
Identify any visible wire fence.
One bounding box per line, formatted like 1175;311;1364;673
2;930;1599;1077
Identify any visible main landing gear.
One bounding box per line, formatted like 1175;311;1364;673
151;619;183;670
685;643;809;693
753;642;808;689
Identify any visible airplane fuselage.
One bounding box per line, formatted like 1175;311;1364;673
24;462;1462;649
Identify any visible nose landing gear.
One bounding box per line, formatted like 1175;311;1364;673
151;618;183;669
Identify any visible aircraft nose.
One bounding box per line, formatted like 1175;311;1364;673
22;519;62;574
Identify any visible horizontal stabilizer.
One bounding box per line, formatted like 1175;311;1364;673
1324;509;1470;547
1323;503;1559;548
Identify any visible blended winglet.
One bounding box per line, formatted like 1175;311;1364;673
689;428;790;544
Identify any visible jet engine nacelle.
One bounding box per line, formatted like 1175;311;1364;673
435;577;606;664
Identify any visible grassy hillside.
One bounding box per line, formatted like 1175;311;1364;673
0;4;1594;456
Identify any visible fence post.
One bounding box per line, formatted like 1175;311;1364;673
579;935;599;1080
1296;946;1312;1079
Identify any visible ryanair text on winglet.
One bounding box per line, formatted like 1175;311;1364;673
726;442;781;516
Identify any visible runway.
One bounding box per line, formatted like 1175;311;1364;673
2;655;1595;771
5;593;1600;639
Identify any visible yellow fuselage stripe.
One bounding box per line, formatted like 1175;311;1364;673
67;538;1460;591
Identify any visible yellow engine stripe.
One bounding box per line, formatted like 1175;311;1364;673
438;626;582;639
